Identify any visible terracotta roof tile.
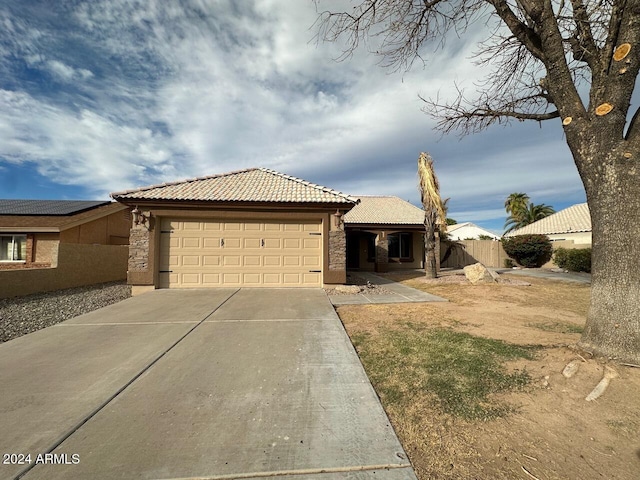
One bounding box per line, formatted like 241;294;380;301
344;196;425;225
111;168;357;205
505;203;591;236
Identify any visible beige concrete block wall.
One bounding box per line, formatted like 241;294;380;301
0;244;128;299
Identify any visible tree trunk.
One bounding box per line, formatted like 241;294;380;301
573;140;640;363
424;228;437;279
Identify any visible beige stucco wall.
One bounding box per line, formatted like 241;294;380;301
549;232;592;245
0;244;128;299
60;210;130;245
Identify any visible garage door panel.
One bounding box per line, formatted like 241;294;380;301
303;238;321;249
244;238;261;249
243;256;261;266
160;219;322;288
203;255;220;266
183;222;202;231
303;273;321;284
203;222;221;231
263;238;281;249
303;256;320;266
264;256;281;266
202;273;221;285
225;238;242;248
283;256;300;266
243;223;261;231
202;237;221;248
182;237;201;248
283;238;300;249
181;255;200;266
223;255;241;266
243;273;261;285
181;273;201;284
223;273;241;284
263;273;280;284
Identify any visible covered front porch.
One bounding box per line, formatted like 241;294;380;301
345;227;428;272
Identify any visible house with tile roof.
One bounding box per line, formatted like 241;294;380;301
111;168;358;293
504;203;591;245
446;222;501;241
0;200;130;270
343;196;427;272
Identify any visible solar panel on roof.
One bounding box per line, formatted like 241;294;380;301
0;200;111;216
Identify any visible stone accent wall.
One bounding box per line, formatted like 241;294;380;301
375;233;389;272
329;230;346;271
128;227;150;272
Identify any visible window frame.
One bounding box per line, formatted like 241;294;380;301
0;234;28;263
388;232;413;261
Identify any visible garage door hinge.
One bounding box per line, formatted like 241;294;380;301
309;270;321;273
308;232;321;236
159;270;173;273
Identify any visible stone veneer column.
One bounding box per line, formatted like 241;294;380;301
128;225;150;273
329;230;346;271
375;232;389;273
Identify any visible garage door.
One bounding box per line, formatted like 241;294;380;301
159;218;322;288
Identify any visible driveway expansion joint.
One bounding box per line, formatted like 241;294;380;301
156;463;414;480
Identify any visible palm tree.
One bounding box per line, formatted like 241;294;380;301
504;202;555;234
418;152;446;278
504;193;530;221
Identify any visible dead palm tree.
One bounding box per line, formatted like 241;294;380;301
418;152;446;278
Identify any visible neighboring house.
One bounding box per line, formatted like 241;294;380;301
0;200;130;270
504;202;591;245
111;168;357;294
446;222;501;240
343;196;426;272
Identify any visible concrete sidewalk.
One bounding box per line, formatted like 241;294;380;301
330;272;447;305
1;289;416;480
495;268;591;284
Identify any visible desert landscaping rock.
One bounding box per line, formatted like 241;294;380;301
0;282;131;343
463;263;498;285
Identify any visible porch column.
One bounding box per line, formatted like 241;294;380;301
375;231;388;273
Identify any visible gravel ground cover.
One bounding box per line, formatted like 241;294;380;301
325;273;393;295
0;282;131;344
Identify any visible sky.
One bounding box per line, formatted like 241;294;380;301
0;0;588;234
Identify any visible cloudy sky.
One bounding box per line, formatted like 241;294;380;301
0;0;587;233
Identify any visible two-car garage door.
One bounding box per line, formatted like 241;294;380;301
159;218;322;288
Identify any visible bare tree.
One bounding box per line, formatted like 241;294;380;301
418;152;447;278
316;1;640;363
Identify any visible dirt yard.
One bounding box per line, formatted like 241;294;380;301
336;272;640;480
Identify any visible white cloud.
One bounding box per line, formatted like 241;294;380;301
0;0;586;227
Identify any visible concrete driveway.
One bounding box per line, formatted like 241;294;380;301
0;289;416;480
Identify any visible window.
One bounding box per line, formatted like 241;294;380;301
1;235;27;262
388;232;412;259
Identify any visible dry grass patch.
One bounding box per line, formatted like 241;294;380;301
337;274;640;480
